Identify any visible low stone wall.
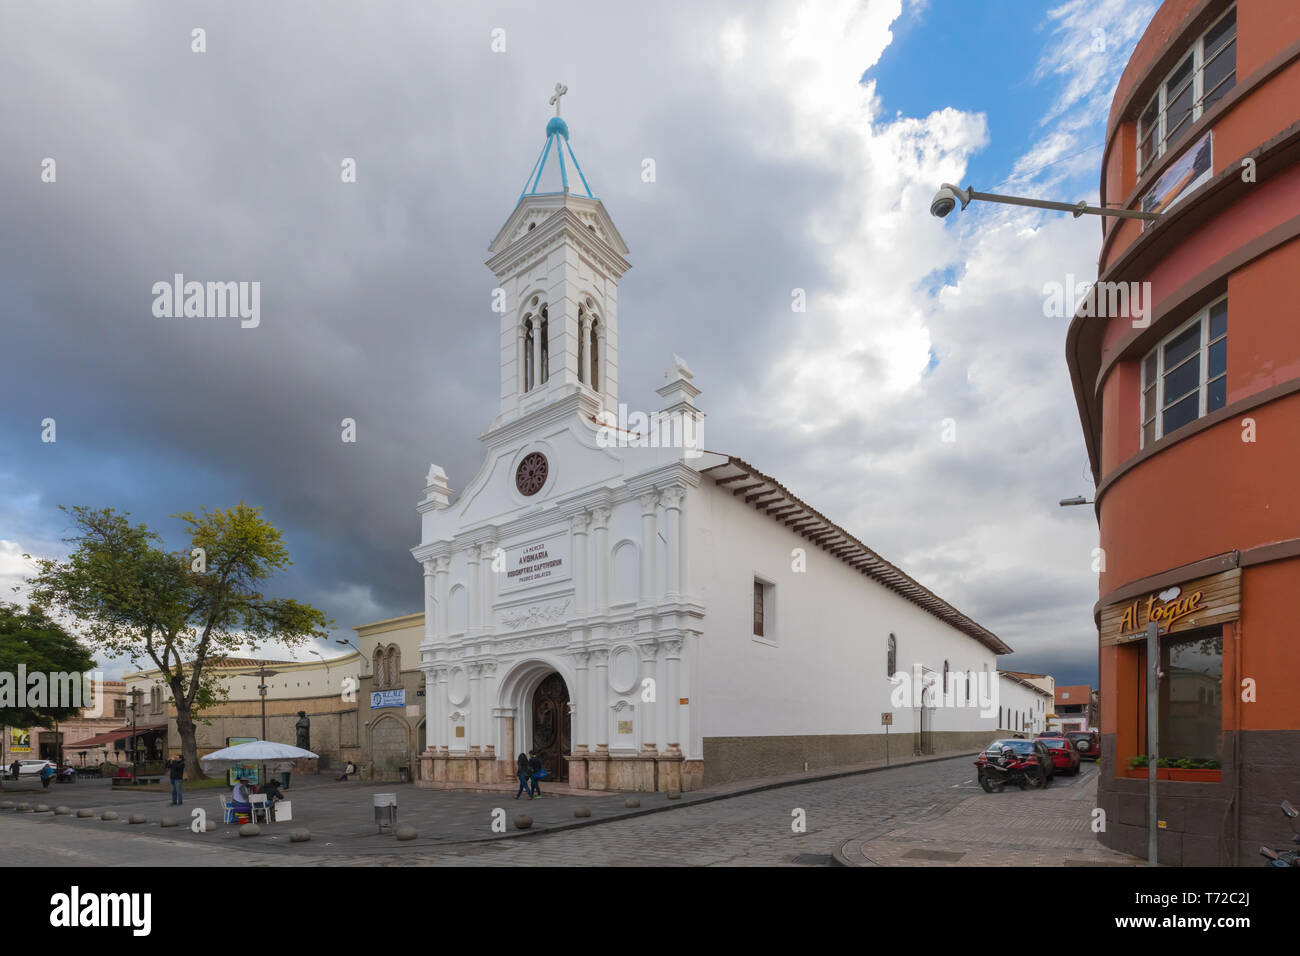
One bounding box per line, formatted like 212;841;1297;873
702;731;987;786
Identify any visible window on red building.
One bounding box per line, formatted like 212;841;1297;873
1140;296;1227;447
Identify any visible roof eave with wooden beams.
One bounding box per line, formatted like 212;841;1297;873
701;455;1013;656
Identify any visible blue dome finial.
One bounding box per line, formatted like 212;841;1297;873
546;116;569;140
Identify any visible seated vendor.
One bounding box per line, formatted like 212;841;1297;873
230;777;252;813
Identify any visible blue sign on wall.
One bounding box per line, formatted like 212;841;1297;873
370;689;405;710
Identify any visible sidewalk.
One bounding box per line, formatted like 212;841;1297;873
836;765;1145;867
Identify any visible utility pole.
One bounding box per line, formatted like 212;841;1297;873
1147;620;1159;867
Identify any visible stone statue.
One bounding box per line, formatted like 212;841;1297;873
295;711;310;751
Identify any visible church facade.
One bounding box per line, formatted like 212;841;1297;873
401;101;1012;792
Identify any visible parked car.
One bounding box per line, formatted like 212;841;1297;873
1038;736;1081;776
1067;731;1100;760
16;759;54;776
975;738;1054;786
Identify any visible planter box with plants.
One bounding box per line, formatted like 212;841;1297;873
1125;756;1221;782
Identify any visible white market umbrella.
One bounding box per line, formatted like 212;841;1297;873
199;740;319;778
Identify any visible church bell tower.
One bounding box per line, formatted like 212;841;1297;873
485;84;631;432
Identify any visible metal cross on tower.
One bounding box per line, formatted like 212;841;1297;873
549;82;568;116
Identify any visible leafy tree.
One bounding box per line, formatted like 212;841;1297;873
0;604;96;739
29;505;331;779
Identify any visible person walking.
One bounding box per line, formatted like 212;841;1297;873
166;754;185;805
8;759;19;780
514;752;531;799
528;750;544;799
39;763;54;788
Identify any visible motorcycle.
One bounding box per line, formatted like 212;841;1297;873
974;746;1047;792
1259;800;1300;867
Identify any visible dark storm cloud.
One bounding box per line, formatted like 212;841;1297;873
0;2;834;646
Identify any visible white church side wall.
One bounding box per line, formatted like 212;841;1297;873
692;477;1001;784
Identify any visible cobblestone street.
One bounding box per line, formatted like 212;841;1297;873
0;756;1142;867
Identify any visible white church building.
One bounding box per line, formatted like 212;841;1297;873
395;93;1014;792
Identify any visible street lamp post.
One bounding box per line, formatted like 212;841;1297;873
930;183;1162;222
127;688;142;785
255;666;279;786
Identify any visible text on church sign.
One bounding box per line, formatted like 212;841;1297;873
501;534;571;592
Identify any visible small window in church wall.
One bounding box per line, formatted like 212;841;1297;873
753;581;765;637
887;634;897;678
752;579;774;641
523;319;535;392
590;319;599;390
577;307;586;385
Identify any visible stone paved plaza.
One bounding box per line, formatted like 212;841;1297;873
0;756;1143;867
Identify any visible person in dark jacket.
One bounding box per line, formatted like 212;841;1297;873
8;759;19;780
515;752;531;799
528;751;543;798
167;755;185;805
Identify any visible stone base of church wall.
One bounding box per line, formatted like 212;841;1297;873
415;750;504;789
702;732;986;787
565;752;699;792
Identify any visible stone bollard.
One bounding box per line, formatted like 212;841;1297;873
55;806;73;815
666;790;682;800
239;823;260;837
76;809;95;818
0;801;14;810
16;803;31;812
624;798;640;808
513;814;533;830
395;825;418;841
573;806;592;818
101;811;119;821
290;828;311;843
129;814;147;824
34;804;50;813
203;819;217;832
160;817;178;828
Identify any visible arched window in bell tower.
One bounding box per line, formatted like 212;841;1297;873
539;306;549;384
577;306;587;384
523;317;535;392
589;318;599;390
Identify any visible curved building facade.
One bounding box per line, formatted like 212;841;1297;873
1067;0;1300;865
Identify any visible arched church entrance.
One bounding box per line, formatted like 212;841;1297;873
531;673;571;783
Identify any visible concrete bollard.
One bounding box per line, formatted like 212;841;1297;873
395;825;418;841
76;809;95;818
0;801;14;810
160;817;178;828
513;814;533;830
666;790;682;800
100;811;119;821
55;806;73;815
624;798;640;808
290;828;311;843
16;803;31;812
573;806;592;818
239;823;260;837
34;804;50;813
129;814;147;824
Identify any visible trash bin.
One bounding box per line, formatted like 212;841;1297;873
373;793;397;833
280;771;291;789
398;765;409;784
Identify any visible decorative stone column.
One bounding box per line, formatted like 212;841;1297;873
571;512;590;617
481;536;497;635
572;651;590;755
467;663;481;753
434;556;450;640
422;559;437;644
662;638;683;756
588;649;610;790
590;506;611;613
660;487;684;601
591;649;610;752
637;640;658;756
466;546;481;633
638;492;659;606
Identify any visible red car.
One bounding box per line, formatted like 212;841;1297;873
1038;736;1081;776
